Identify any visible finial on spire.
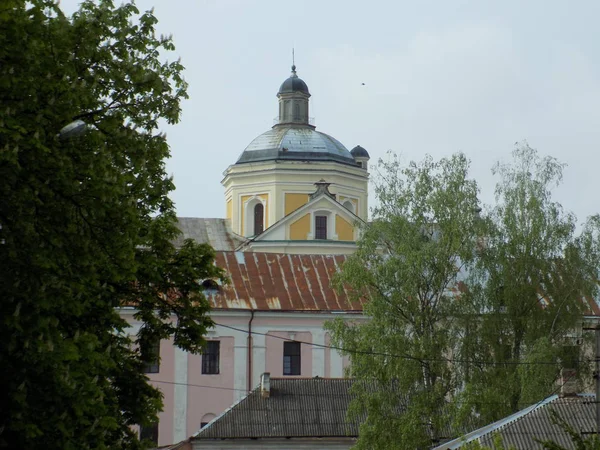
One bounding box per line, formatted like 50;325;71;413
291;48;297;76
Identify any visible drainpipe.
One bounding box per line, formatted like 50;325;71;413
247;310;255;393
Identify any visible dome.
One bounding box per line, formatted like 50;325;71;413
278;65;310;95
350;145;370;159
236;126;356;165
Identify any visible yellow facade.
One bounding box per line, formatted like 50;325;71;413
335;215;354;241
226;199;232;219
290;213;310;240
285;193;310;215
223;159;369;237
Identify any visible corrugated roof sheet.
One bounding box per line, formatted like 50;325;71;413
482;395;596;449
193;378;467;442
173;218;245;251
208;252;365;311
438;394;597;449
193;378;359;440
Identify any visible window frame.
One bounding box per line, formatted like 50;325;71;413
254;203;264;235
139;422;159;446
314;215;328;240
142;339;160;374
202;340;221;375
283;341;301;376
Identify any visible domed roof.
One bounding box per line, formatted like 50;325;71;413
236;126;356;165
278;65;310;95
351;145;370;159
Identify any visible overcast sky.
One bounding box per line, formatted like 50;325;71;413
59;0;599;225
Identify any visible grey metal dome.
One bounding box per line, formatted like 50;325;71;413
278;65;310;95
350;145;370;159
236;126;356;165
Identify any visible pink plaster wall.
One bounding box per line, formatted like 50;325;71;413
148;338;175;446
122;310;365;446
186;336;235;435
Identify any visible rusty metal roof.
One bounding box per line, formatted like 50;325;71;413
173;218;246;251
207;252;365;312
193;378;359;440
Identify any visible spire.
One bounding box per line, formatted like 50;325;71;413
276;56;312;127
291;48;297;78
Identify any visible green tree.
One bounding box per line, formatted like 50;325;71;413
0;1;224;449
327;153;483;449
327;147;600;449
457;144;600;424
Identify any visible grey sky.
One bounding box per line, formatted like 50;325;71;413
59;0;599;225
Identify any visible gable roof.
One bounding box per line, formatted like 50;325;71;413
192;377;470;444
174;218;246;251
436;394;596;449
241;191;364;246
207;252;365;311
193;378;359;440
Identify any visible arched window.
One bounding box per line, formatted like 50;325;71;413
254;203;264;235
293;102;300;120
200;413;216;429
343;200;354;213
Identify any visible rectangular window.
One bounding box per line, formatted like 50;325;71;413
315;215;328;240
140;422;158;445
283;341;301;376
142;340;160;374
202;341;220;375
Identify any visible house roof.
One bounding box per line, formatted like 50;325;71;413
436;394;596;449
174;218;246;251
207;252;365;311
193;377;468;443
193;378;359;440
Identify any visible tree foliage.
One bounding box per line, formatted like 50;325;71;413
327;153;483;449
457;144;599;424
327;145;600;449
0;1;224;448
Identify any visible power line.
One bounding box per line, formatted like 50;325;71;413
149;379;575;408
214;322;590;367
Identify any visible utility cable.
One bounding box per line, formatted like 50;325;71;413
214;322;590;367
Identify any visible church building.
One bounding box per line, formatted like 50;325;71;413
123;65;371;447
221;64;370;254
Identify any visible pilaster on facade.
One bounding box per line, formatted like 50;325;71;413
173;346;188;442
251;333;267;389
232;330;250;402
312;330;326;377
330;346;344;378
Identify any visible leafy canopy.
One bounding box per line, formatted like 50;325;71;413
0;1;224;449
327;152;483;449
327;145;600;449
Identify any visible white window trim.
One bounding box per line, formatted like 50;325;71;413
243;195;267;237
308;209;338;240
